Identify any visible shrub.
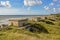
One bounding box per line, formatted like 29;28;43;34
45;17;48;19
49;19;55;21
37;19;45;22
25;23;49;33
45;21;54;25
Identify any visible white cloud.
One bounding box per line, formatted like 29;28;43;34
53;8;56;12
51;8;60;13
24;0;42;6
57;4;60;7
44;6;50;10
5;1;11;7
0;8;46;15
27;7;31;11
0;8;20;15
0;1;11;7
58;8;60;10
57;8;60;13
49;3;54;6
53;0;57;2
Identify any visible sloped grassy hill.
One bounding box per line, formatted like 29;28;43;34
0;13;60;40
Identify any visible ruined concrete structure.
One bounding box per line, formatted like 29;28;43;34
9;18;28;27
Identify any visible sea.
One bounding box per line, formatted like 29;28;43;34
0;15;46;25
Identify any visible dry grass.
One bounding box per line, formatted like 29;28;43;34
0;14;60;40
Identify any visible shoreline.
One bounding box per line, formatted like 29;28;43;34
0;15;48;25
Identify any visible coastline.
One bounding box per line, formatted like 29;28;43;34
0;15;47;23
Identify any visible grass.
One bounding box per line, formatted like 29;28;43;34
0;26;40;40
0;14;60;40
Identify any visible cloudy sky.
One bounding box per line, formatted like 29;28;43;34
0;0;60;15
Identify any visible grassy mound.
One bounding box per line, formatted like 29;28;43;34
0;13;60;40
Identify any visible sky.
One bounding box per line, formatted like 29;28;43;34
0;0;60;15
